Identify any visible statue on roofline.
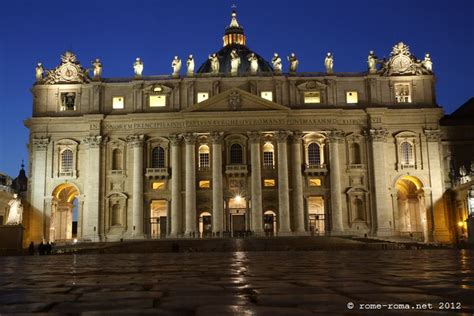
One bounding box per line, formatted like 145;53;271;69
272;53;282;74
171;56;182;76
287;53;298;73
186;54;195;76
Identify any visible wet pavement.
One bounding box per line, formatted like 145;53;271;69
0;249;473;315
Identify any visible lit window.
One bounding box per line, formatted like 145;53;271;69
151;147;165;168
260;91;273;101
264;179;275;187
199;145;210;170
199;180;211;189
263;142;274;168
308;178;321;186
197;92;209;103
150;95;166;107
395;84;411;103
230;144;243;164
400;141;414;165
346;91;358;104
304;92;321;103
112;96;124;109
61;149;73;172
307;143;321;166
152;181;165;190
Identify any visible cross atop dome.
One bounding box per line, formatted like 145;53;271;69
223;6;246;47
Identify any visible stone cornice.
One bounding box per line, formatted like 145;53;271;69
126;134;145;147
183;132;197;144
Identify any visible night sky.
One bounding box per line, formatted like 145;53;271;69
0;0;472;177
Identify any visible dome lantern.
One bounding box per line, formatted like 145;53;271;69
223;8;246;47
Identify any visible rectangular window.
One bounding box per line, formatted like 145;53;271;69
263;179;276;187
197;92;209;103
260;91;273;101
112;96;124;109
152;181;165;190
149;95;166;107
199;180;211;189
199;153;210;170
394;84;411;103
346;91;358;104
308;178;321;187
304;91;321;103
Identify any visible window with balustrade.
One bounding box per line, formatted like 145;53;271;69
230;143;243;164
60;149;73;172
199;145;210;170
262;142;274;168
307;143;321;166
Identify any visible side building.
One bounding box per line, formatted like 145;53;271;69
25;10;453;243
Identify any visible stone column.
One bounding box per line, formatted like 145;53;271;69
184;133;197;237
291;132;305;234
83;135;104;241
276;131;291;234
328;130;344;234
169;134;182;237
43;197;53;242
211;132;224;236
368;128;392;236
30;137;49;242
127;134;145;239
248;132;263;235
76;195;85;239
424;129;450;242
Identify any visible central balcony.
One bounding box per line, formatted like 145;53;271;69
304;164;328;176
225;164;248;177
145;167;170;180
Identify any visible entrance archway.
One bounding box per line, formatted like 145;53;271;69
395;176;428;241
51;183;79;242
150;200;167;238
228;196;247;236
263;210;276;236
308;196;325;235
199;211;212;237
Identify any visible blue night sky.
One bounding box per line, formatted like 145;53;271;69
0;0;472;177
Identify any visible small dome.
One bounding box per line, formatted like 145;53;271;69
197;44;273;74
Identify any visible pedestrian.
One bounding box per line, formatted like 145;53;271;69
28;241;35;255
38;241;45;255
46;242;52;255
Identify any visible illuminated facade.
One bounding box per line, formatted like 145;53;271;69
25;9;458;243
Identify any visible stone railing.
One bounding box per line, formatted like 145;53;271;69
304;164;328;176
225;164;248;176
145;168;169;180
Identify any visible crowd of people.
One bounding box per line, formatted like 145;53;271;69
28;241;54;255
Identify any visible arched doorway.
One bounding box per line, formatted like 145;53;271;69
395;176;428;242
51;183;79;242
308;196;325;235
263;210;277;236
199;211;212;237
228;195;247;236
150;200;167;238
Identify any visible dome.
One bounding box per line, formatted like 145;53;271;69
197;44;273;75
196;9;274;75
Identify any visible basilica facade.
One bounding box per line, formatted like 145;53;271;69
25;10;456;244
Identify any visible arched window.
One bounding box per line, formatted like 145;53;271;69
230;144;243;164
111;203;121;226
112;148;122;170
151;147;165;168
307;143;321;166
199;145;210;170
350;143;361;164
263;142;274;168
400;141;414;165
61;149;73;172
354;198;365;220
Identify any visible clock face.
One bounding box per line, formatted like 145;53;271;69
60;65;78;80
392;55;411;72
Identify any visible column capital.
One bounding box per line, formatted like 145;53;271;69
183;132;197;144
275;130;291;143
327;129;345;143
424;129;441;142
367;128;389;142
126;134;145;147
32;137;50;151
247;131;261;143
83;135;105;149
169;134;182;146
291;131;303;144
210;131;224;144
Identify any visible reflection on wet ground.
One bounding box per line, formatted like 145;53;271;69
0;250;472;315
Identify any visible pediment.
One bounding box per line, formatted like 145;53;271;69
182;88;289;112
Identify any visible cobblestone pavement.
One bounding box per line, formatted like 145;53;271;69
0;249;472;315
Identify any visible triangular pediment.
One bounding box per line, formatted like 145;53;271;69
182;88;289;112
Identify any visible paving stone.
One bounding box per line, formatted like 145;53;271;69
196;305;314;316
